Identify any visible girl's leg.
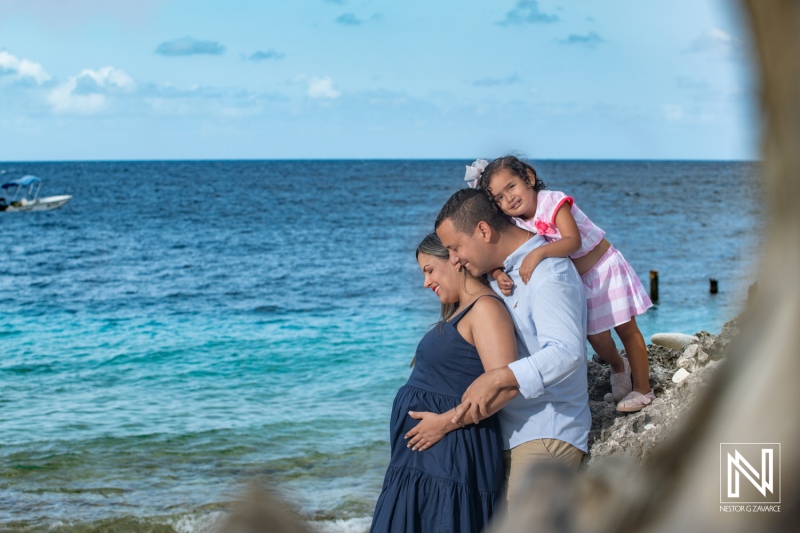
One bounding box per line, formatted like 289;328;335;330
614;316;651;394
587;330;624;373
589;330;631;401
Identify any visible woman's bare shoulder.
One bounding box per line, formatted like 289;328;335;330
469;294;511;321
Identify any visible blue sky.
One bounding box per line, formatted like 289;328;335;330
0;0;755;161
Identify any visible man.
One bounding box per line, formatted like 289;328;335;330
435;188;590;504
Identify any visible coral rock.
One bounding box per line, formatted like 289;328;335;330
683;344;700;359
586;316;736;469
672;368;691;383
676;356;697;373
651;333;699;351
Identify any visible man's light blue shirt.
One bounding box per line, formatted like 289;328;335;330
490;234;591;452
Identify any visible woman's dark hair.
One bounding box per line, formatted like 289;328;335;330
476;155;547;198
412;232;489;367
416;232;461;324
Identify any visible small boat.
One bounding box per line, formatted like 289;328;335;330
0;175;72;212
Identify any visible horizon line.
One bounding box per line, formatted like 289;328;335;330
0;157;761;164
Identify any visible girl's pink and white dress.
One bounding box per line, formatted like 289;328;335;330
511;190;652;335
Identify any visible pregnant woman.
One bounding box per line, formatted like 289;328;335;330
370;233;519;533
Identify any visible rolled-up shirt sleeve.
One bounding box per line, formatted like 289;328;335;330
507;275;587;399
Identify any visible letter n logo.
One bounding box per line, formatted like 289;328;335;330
720;443;781;504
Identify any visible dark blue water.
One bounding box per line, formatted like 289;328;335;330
0;160;762;532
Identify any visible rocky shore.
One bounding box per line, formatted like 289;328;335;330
585;315;742;466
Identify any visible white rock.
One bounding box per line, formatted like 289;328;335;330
677;356;697;372
644;423;656;430
672;368;691;383
651;333;699;351
683;344;700;359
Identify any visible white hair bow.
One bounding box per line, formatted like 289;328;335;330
464;159;489;189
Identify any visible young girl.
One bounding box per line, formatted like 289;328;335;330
466;156;654;412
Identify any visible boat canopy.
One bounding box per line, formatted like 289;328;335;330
1;175;42;189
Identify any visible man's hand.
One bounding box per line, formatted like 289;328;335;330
451;367;518;425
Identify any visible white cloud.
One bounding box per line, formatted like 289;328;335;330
472;74;522;87
497;0;559;26
662;103;714;123
246;49;285;61
155;37;225;56
0;0;161;28
558;32;605;48
48;66;135;114
676;76;711;91
685;28;743;57
307;76;340;99
336;13;363;25
0;51;51;84
663;104;686;122
139;82;287;118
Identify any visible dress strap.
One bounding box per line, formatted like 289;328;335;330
449;294;504;326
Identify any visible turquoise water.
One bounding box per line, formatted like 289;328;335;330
0;160;762;531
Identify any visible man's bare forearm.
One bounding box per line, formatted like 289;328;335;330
490;366;519;389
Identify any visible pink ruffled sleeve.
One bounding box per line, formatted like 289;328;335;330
549;193;574;224
534;190;574;230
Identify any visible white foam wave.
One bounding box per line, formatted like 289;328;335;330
307;516;372;533
169;511;227;533
165;511;370;533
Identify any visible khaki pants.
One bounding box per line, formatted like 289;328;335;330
503;438;584;506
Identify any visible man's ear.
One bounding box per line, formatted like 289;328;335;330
476;221;493;242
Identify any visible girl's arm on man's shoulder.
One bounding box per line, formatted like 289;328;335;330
519;205;583;284
542;204;583;259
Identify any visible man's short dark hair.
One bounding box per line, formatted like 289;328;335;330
434;188;511;234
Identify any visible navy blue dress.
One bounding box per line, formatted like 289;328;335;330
370;297;505;533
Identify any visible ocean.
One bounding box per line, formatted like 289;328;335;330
0;160;762;532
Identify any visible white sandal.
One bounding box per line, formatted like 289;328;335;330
610;357;632;402
616;390;656;413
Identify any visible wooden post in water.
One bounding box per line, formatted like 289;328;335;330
649;270;659;302
709;279;718;294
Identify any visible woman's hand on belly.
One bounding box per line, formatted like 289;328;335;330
405;410;459;451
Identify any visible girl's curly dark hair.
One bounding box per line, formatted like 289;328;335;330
476;155;547;199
